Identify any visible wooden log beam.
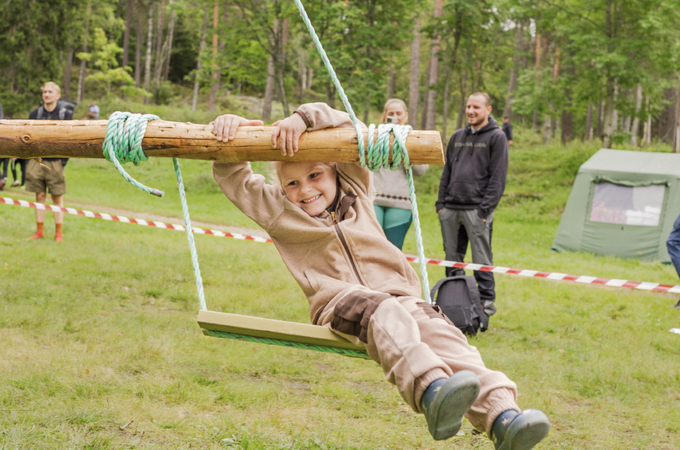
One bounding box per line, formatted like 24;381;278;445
0;119;444;164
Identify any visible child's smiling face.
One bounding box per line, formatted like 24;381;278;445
278;161;338;217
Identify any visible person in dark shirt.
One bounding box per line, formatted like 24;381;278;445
26;82;72;242
436;93;509;317
501;116;513;146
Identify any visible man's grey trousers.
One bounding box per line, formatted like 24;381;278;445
439;208;496;315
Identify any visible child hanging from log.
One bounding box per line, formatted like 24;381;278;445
211;103;550;450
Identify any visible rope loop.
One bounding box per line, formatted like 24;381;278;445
103;111;164;197
364;124;412;171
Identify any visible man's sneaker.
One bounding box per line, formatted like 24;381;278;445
0;178;5;191
28;230;44;240
12;180;20;187
420;370;480;440
491;409;550;450
55;232;63;243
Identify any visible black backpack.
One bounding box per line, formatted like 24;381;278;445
36;99;77;120
430;276;489;336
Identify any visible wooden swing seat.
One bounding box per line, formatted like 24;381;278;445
197;310;367;353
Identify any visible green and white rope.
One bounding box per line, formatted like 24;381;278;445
173;157;207;311
204;330;370;359
293;0;432;303
103;112;164;197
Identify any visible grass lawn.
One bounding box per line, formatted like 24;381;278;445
1;117;680;449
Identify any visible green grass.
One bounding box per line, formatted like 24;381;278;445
2;120;680;448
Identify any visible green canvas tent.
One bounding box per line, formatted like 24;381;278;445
553;149;680;262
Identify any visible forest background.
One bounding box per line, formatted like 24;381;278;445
2;0;680;149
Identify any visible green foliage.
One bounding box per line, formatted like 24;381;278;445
83;27;146;99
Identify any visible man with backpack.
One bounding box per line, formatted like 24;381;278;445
26;81;74;242
436;92;509;318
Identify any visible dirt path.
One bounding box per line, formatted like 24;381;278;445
1;188;270;238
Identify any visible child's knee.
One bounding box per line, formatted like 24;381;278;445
330;291;393;343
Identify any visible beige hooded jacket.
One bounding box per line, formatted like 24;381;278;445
212;103;422;324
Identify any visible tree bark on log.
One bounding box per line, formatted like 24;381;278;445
0;120;444;165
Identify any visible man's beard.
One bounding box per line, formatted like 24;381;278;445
468;116;485;127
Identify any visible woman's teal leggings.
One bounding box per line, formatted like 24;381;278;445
374;205;413;250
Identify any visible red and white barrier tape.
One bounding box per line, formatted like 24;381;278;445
3;196;680;294
0;197;273;244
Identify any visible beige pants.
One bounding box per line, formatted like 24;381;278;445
317;285;519;436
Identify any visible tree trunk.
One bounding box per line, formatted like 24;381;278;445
324;82;335;109
77;0;92;104
561;110;573;145
674;76;680;153
643;97;652;146
424;0;443;130
408;16;421;128
143;4;154;103
456;71;467;130
298;49;306;104
631;84;642;146
153;0;166;86
162;10;176;81
386;62;396;100
503;23;523;119
601;78;616;147
135;14;143;88
661;86;678;144
192;7;209;112
441;62;451;140
208;0;219;111
262;55;275;121
63;46;73;101
584;103;593;141
274;18;290;117
306;67;313;90
420;60;430;130
123;0;133;67
532;34;541;130
597;101;603;138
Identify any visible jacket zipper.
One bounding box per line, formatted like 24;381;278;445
333;218;364;286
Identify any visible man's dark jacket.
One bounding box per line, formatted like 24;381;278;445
28;103;73;166
436;116;508;220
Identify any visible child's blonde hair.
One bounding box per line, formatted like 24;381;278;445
380;98;408;124
270;161;338;186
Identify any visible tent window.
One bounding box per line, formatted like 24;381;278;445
590;182;665;226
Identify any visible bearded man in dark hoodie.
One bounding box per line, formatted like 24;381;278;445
436;92;509;317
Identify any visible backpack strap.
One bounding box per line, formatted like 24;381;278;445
463;277;481;305
429;276;463;305
59;108;66;120
429;277;449;305
36;106;45;120
463;276;489;331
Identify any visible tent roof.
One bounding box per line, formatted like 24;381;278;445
581;149;680;177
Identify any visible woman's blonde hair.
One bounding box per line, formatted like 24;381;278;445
380;98;408;124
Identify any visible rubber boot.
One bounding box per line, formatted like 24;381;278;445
491;409;550;450
420;370;480;441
